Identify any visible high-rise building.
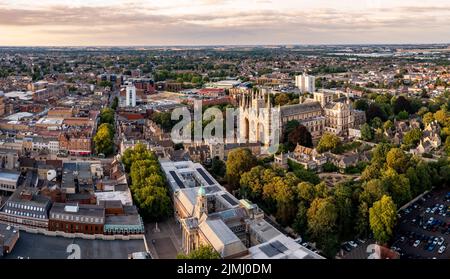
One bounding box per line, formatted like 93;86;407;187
295;73;315;93
125;85;136;107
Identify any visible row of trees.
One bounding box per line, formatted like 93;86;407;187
94;107;116;156
121;143;172;221
226;146;450;257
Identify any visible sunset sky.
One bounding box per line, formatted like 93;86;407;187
0;0;449;46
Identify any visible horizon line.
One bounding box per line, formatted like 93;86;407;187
0;43;449;48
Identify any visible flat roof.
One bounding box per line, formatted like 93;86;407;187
2;231;146;259
0;171;20;183
248;234;324;259
95;190;133;206
4;112;34;121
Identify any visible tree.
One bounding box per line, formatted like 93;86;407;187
99;80;113;88
93;123;114;155
423;112;435;126
307;197;339;257
288;159;320;185
360;123;373;141
296;182;316;204
226;148;257;191
386;148;408;173
383;120;393;132
434;109;449;127
361;163;381;181
369;195;397;244
397;110;409;120
293;202;309;236
100;107;115;125
121;144;171;221
316;133;341;153
403;128;423;147
354;99;368;111
355;202;370;237
240;166;265;199
359;179;387;206
334;183;355;239
177;245;220;259
322;162;339;172
133;184;171;220
287;124;313;148
111;96;119;110
371;143;392;165
371;117;383;129
366;103;387;122
151;111;176;131
210;157;226;178
263;175;298;225
274;93;290;106
393;96;412;114
445;136;450;156
382;168;412;206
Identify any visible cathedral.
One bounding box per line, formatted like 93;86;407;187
238;90;366;147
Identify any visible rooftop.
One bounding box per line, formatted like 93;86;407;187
0;171;20;183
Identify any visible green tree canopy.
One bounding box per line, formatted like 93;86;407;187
287;124;313;148
100;107;115;125
93;123;114;155
360;123;373;141
316;133;342;153
369;195;397;244
176;245;221;259
226;148;257;191
386;148;408;173
403;128;423;147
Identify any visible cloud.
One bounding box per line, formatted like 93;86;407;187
0;2;449;45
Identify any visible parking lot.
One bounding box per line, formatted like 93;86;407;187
391;188;450;259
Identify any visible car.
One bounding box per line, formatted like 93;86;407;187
433;237;439;245
438;246;446;254
400;236;406;242
357;239;366;244
437;237;444;246
427;243;436;251
413;240;421;247
341;244;352;252
348;241;358;248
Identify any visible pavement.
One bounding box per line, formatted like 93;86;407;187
145;217;182;259
3;231;147;259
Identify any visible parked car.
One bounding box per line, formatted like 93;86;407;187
357;239;366;244
438;246;446;254
348;241;358;248
427;243;436;251
413;240;421;247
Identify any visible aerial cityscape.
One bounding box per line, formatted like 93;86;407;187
0;0;449;264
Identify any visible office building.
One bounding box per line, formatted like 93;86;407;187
295;73;315;93
125;84;136;107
